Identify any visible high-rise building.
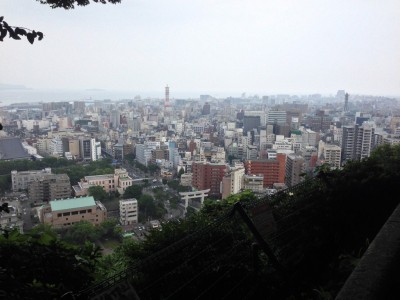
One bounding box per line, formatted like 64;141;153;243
341;126;356;163
285;154;305;187
110;110;121;128
344;93;349;112
341;122;375;164
192;161;227;198
202;102;211;115
243;115;261;135
79;137;92;161
165;85;170;108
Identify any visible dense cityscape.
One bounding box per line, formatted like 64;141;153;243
1;87;400;298
2;0;400;298
0;88;399;230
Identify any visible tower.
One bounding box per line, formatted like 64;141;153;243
164;85;170;108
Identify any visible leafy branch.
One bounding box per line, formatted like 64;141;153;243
0;16;44;44
37;0;122;10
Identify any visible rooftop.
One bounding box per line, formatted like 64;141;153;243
0;137;31;161
50;196;95;211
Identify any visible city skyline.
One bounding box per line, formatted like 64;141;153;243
1;0;400;96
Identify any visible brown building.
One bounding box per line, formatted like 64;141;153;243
39;196;107;228
245;154;286;188
189;140;197;154
151;148;169;163
192;161;227;198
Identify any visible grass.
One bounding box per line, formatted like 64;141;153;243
100;238;121;249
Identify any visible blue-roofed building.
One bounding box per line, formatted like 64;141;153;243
39;196;107;228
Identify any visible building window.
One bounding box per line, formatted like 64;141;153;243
80;210;86;214
63;212;70;216
88;209;92;213
57;213;62;217
72;211;78;215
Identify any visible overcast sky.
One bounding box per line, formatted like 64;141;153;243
1;0;400;97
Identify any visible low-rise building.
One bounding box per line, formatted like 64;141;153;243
73;168;133;196
39;196;107;228
243;174;264;194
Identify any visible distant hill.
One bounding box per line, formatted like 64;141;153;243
0;83;32;90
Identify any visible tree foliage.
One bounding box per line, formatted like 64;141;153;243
1;1;122;44
0;225;99;299
0;16;43;44
37;0;122;10
123;184;143;199
88;185;108;202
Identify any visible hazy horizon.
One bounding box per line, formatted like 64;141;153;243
1;86;399;106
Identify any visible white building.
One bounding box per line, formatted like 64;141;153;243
119;198;138;225
221;165;245;199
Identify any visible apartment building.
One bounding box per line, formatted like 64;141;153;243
285;154;305;187
28;174;71;203
192;161;227;198
11;168;52;192
245;154;286;188
221;165;245;199
318;142;341;169
39;196;107;228
119;198;138;225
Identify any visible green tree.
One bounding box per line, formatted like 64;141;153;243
178;168;185;178
0;226;99;299
147;163;160;175
138;194;157;221
99;218;122;240
63;221;100;245
123;184;143;199
88;186;108;202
